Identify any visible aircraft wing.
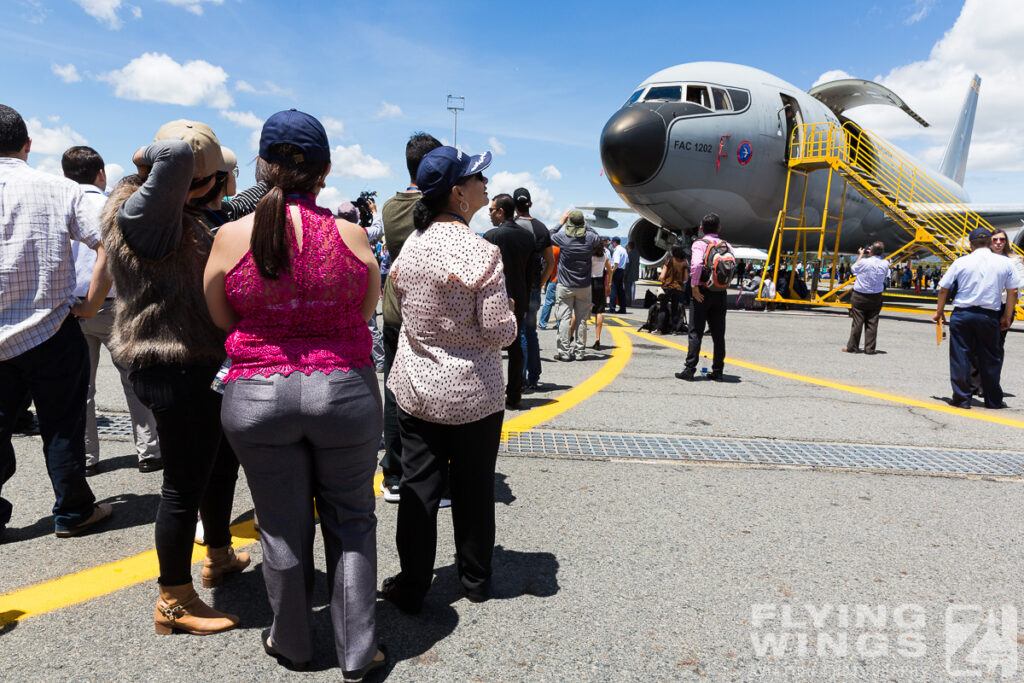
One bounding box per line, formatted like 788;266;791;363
907;203;1024;233
808;79;930;127
574;205;637;230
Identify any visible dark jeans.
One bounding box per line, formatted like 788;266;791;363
380;323;402;483
506;312;525;404
847;291;883;352
520;289;542;385
0;315;96;531
685;288;727;372
610;269;627;311
949;307;1003;408
394;408;503;598
130;364;240;585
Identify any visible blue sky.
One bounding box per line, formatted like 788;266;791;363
3;0;1020;235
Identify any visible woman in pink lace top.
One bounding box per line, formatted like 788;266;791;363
379;146;517;614
203;110;384;680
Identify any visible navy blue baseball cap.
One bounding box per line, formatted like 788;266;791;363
259;109;330;164
416;146;492;200
968;227;993;241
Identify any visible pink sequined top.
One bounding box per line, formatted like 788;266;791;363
223;196;371;381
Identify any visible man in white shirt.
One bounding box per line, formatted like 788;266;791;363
843;241;890;354
933;227;1021;409
0;105;113;538
63;146;161;476
609;236;629;313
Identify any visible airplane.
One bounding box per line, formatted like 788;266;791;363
597;61;1024;266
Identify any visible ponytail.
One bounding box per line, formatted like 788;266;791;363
413;193;449;231
251;185;289;279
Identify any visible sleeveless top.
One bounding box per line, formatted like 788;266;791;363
661;257;687;291
223;196;371;381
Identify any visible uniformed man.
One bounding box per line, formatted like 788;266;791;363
933;227;1021;409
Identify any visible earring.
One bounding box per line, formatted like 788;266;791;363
459;200;469;213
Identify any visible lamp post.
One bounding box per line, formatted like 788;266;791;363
446;95;465;147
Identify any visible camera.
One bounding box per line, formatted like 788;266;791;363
352;191;377;229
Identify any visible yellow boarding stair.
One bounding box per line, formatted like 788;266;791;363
762;121;1024;320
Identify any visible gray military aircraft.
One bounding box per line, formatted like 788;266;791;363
596;61;1024;266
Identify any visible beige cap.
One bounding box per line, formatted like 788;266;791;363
154;119;223;180
218;146;237;173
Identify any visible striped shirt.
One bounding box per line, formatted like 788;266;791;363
0;158;101;359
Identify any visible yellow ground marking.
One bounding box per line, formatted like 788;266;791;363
1;334;635;626
629;328;1024;430
501;324;633;438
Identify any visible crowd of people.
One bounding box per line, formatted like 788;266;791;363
1;96;1022;679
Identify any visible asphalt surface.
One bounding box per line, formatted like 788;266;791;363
2;299;1022;681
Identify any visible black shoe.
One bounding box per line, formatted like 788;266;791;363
505;399;521;410
13;410;35;435
617;308;627;314
379;479;400;503
343;646;387;682
262;628;310;671
465;581;492;604
675;369;696;381
84;464;99;477
707;370;724;381
138;457;163;473
523;380;539;390
592;341;602;350
986;402;1008;410
378;575;422;615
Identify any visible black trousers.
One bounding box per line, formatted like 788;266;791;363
685;288;727;372
949;307;1003;408
847;291;883;352
380;323;402;483
130;364;240;585
505;312;525;405
611;269;627;311
0;315;95;531
395;408;503;598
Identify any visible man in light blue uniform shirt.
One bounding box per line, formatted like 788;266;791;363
843;241;890;354
933;227;1021;409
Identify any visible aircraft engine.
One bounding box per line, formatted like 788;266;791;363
629;218;680;267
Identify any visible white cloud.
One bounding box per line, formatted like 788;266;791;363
488;137;506;155
33;156;64;176
323;117;345;140
73;0;136;29
51;63;82;83
541;165;562;180
472;170;564;233
330;144;391;179
21;0;51;24
234;79;293;98
104;163;125;190
905;0;936;24
316;187;345;212
815;0;1024;180
26;117;87;155
219;110;264;152
375;101;402;119
101;53;232;108
812;69;853;87
157;0;223;15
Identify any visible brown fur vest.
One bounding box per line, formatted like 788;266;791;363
101;176;226;369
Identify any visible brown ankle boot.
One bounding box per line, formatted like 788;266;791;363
154;583;239;635
202;545;251;588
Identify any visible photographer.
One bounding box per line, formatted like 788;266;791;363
351;191;383;244
842;241;889;354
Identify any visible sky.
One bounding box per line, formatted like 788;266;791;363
3;0;1022;236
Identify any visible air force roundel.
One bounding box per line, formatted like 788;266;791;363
737;141;753;165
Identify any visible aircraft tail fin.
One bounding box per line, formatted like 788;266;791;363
938;74;980;186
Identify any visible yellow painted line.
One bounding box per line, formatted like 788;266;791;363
1;335;635;626
502;324;633;438
630;328;1024;430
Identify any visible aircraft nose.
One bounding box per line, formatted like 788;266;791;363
600;105;667;186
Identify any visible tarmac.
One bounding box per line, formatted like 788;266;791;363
1;294;1022;681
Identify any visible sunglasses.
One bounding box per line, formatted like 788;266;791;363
991;237;1007;241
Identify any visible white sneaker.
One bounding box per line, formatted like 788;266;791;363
380;480;400;503
194;517;206;545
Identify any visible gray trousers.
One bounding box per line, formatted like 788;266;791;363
555;284;592;358
221;367;382;671
77;304;159;465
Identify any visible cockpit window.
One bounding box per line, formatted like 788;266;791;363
685;85;711;109
712;88;732;111
625;88;644;105
643;85;682;102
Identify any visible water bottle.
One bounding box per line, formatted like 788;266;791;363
700;365;708;378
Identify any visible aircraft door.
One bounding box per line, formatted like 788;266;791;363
779;94;803;162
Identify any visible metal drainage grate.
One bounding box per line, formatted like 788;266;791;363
16;413;134;440
500;429;1024;477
